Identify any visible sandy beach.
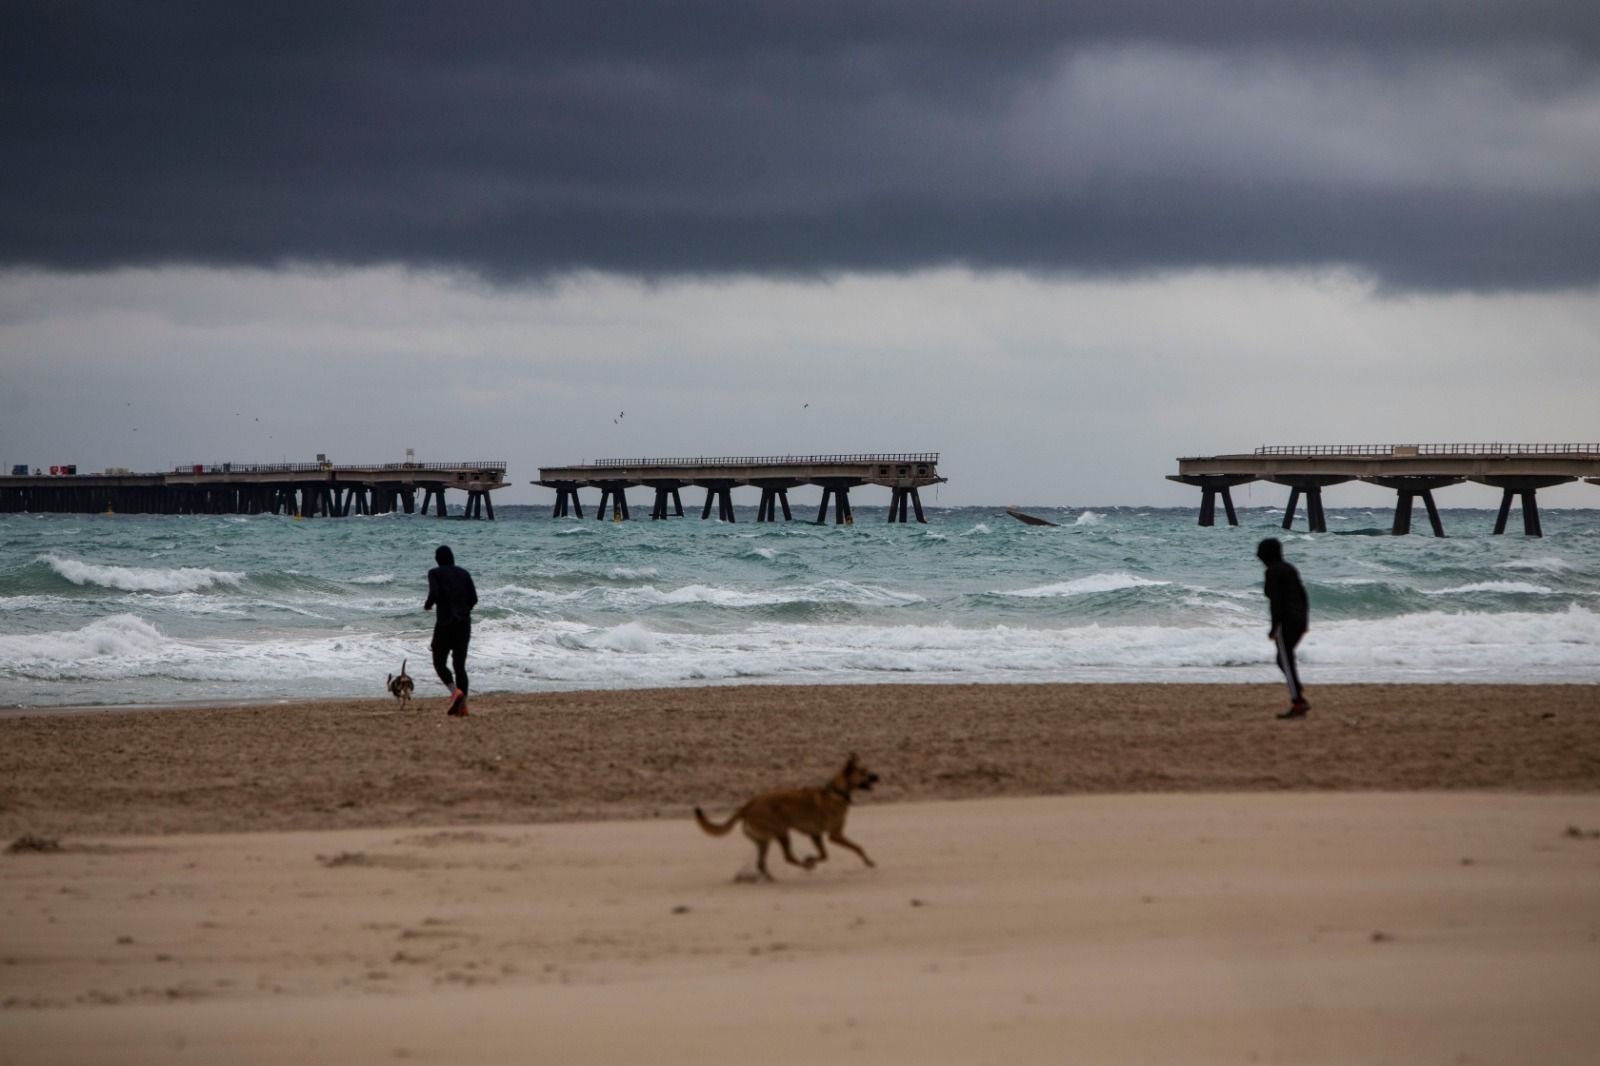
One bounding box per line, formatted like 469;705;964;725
3;682;1599;1064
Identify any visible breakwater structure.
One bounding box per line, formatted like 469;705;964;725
536;453;944;523
1170;444;1600;537
0;458;509;518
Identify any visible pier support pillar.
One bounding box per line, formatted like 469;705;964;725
756;488;781;522
754;480;797;522
596;483;631;522
817;481;856;525
1270;476;1350;533
886;487;928;523
1370;477;1462;537
1200;485;1238;527
1477;476;1571;537
549;482;583;518
647;482;685;520
699;481;735;522
1166;475;1254;527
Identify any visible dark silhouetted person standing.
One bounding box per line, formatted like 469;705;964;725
1257;537;1309;719
425;544;477;717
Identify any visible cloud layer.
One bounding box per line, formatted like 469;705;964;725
5;2;1598;290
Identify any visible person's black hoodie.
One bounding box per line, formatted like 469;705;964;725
425;545;478;626
1256;538;1308;631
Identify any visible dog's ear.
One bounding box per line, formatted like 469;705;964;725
386;674;393;686
846;752;858;768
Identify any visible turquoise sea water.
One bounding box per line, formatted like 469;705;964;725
1;504;1597;708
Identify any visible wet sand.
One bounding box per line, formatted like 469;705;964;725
2;683;1598;1065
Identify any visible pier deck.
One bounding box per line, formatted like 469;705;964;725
537;453;943;523
1;460;509;519
1171;444;1600;537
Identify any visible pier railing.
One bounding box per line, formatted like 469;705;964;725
586;453;939;468
1255;444;1600;457
173;460;508;475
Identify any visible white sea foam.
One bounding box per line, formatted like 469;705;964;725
1073;511;1104;526
592;621;658;653
0;613;168;664
495;579;923;610
1426;581;1555;596
348;573;395;585
607;566;660;580
751;548;779;561
638;580;923;609
39;554;244;593
1495;556;1574;575
1002;573;1170;598
6;604;1597;702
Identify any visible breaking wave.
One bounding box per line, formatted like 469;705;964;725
37;554;244;593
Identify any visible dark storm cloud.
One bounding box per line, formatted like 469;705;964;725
3;1;1598;290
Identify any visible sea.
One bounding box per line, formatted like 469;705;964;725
2;504;1597;709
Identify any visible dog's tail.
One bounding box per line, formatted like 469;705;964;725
400;658;407;675
694;804;746;836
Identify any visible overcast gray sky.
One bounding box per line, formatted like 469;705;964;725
2;2;1597;509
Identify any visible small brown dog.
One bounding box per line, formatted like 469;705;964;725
694;754;879;881
386;659;414;708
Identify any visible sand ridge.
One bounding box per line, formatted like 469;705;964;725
2;683;1597;838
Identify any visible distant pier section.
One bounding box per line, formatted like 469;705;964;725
1;458;509;519
1170;444;1600;537
537;453;944;524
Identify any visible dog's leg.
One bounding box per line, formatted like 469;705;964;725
754;838;775;882
827;830;875;868
775;831;816;871
807;833;829;865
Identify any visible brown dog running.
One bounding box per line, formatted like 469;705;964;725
386;659;414;708
694;754;880;881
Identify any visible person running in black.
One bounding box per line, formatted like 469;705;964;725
1257;537;1310;719
425;544;478;717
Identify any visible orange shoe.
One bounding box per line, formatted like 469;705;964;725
1277;699;1310;720
445;688;467;716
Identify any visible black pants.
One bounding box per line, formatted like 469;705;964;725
1273;621;1306;703
431;621;471;695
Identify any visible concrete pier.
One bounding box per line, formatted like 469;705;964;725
537;454;943;524
1;460;509;518
1171;445;1600;536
